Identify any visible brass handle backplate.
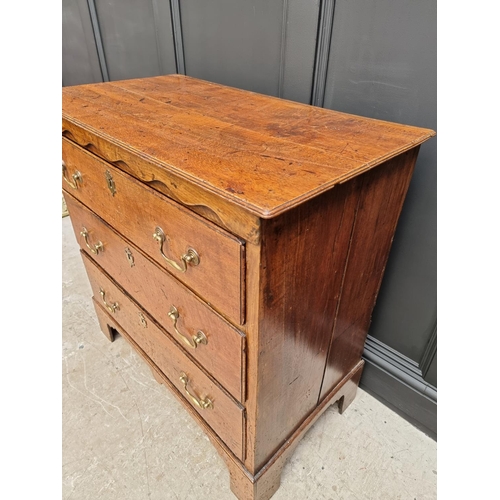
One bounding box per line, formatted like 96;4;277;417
179;372;213;410
168;306;207;349
62;161;82;189
152;226;200;273
80;227;103;255
99;287;119;313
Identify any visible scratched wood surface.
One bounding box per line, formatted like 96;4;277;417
62;74;435;219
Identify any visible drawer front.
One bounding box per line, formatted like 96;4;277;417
64;192;246;403
62;137;245;325
82;252;245;460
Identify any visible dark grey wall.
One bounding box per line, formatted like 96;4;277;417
62;0;102;86
62;0;437;437
94;0;177;80
62;0;177;85
180;0;320;103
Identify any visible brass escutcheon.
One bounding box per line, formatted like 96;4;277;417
105;169;116;196
124;247;135;267
138;312;147;328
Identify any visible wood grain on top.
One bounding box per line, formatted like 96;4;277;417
62;74;435;218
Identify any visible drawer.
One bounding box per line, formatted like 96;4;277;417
82;252;245;461
64;192;246;403
62;137;245;325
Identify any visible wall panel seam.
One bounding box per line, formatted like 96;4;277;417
311;0;335;107
151;0;165;74
170;0;185;74
86;0;110;82
278;0;289;98
419;322;437;378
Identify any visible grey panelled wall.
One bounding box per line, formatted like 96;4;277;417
62;0;178;86
180;0;320;103
62;0;102;86
94;0;177;80
62;0;437;437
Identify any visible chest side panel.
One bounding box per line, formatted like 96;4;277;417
319;147;420;400
249;180;363;470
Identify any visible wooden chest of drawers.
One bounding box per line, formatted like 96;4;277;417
62;75;434;500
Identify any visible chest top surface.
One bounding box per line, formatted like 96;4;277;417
62;74;435;218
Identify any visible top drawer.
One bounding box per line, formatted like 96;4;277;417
62;138;245;325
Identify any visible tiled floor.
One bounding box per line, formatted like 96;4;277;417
62;216;437;499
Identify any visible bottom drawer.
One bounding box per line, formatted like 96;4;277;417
82;251;245;460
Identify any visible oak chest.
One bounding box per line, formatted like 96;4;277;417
62;75;435;499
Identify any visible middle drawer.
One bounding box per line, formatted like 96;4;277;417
65;192;246;403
